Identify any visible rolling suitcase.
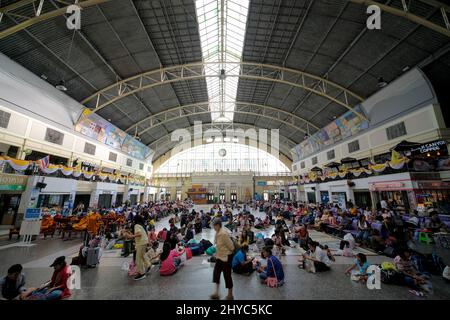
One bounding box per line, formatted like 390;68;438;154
86;247;100;267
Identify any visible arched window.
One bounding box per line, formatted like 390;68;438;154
155;143;290;176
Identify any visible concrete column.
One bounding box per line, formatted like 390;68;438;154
16;176;40;227
111;191;117;207
346;185;355;204
314;184;321;204
328;185;333;205
89;189;100;208
123;184;131;202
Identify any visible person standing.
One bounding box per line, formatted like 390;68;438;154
211;218;235;300
131;215;151;281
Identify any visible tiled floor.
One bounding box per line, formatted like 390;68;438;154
1;206;449;300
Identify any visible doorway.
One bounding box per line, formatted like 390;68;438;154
98;194;113;208
0;194;21;225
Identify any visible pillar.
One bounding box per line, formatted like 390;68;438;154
314;184;320;205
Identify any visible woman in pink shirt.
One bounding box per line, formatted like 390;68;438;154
159;242;182;276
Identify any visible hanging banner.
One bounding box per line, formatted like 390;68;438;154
7;158;31;171
60;166;74;176
41;164;59;174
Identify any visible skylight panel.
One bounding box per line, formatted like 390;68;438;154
196;0;249;123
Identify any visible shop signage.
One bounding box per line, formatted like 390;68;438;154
24;208;42;220
0;173;27;191
417;181;450;189
410;140;447;155
369;182;404;191
257;181;267;186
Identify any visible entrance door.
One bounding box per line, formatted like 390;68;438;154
0;194;21;225
230;193;237;202
129;194;138;205
98;194;113;208
115;193;123;206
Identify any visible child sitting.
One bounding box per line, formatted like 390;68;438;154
146;241;161;265
345;253;369;283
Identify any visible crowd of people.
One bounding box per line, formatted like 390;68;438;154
2;197;449;300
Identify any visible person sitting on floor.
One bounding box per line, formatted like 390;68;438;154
345;253;370;283
300;241;332;273
232;245;255;275
23;256;71;300
146;241;162;265
394;249;432;294
237;229;250;248
369;229;386;253
356;214;371;246
257;247;285;286
184;223;194;243
1;264;29;300
159;242;182;276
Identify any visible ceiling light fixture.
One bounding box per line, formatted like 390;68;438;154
377;77;388;88
55;80;67;91
402;66;410;72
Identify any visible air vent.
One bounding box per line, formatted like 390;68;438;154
45;128;64;145
0;110;11;129
84;142;96;155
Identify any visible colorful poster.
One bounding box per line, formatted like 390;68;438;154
291;105;369;160
75;109;152;160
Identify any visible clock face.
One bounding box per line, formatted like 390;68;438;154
218;148;227;157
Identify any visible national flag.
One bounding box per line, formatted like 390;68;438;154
37;155;50;170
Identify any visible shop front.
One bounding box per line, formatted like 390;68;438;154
369;180;414;214
0;173;27;225
414;181;450;214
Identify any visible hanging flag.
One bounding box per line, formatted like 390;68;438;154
37;155;50;170
391;149;403;162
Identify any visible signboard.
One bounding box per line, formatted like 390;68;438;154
410;140;448;155
331;192;346;210
24;208;42;220
417;181;450;189
75;109;152;160
291;105;369;160
19;220;41;236
257;181;267;186
369;182;404;191
0;173;27;191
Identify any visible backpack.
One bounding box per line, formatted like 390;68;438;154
206;246;216;256
380;269;403;285
200;239;213;251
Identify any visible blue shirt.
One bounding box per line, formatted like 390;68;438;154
266;256;284;281
232;250;246;269
355;259;370;275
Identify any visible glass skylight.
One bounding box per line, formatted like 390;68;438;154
155;143;290;175
196;0;250;122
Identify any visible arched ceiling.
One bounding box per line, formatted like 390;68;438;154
1;0;450;163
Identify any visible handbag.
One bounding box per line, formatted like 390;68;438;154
266;257;279;288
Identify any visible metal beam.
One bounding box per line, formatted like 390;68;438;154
350;0;450;37
81;61;366;120
127;100;320;135
0;0;114;40
129;101;318;137
149;123;296;162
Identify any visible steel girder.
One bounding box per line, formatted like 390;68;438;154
127;101;320;136
0;0;114;39
350;0;450;37
81;61;367;120
149;123;296;162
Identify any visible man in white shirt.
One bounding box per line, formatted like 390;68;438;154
380;199;388;209
302;241;332;273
